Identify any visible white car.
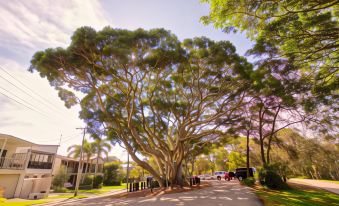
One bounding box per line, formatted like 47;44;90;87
198;174;213;180
213;171;227;180
203;174;213;180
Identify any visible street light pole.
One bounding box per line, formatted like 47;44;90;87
74;127;86;197
126;150;130;193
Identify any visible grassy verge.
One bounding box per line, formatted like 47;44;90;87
47;194;87;199
253;183;339;206
291;178;339;184
316;180;339;185
0;199;48;206
66;183;126;194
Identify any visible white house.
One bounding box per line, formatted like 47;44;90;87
52;155;104;187
0;134;58;199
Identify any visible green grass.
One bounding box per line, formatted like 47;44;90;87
291;178;339;184
317;180;339;185
47;194;87;199
0;199;48;206
66;183;126;194
0;193;88;206
254;185;339;206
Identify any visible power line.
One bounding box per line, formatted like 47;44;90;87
0;90;51;119
0;85;44;113
61;133;83;144
0;67;67;116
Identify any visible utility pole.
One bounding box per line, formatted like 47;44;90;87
126;150;130;193
74;127;86;197
58;134;62;146
0;138;7;159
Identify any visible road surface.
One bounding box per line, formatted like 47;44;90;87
46;180;263;206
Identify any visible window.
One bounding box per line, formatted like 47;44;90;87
28;152;54;169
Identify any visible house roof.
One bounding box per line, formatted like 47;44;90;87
0;133;59;147
56;154;104;162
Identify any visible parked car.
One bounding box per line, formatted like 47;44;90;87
198;174;213;180
213;171;226;180
203;174;213;180
224;172;230;181
228;171;235;179
235;167;256;180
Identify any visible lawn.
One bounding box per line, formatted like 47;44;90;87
253;184;339;206
0;193;88;206
317;180;339;185
292;178;339;185
67;183;126;194
47;194;87;199
0;199;48;206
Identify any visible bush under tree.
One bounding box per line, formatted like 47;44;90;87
259;165;288;190
52;166;68;192
103;162;122;186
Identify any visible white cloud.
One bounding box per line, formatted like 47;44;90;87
0;0;126;158
0;0;110;56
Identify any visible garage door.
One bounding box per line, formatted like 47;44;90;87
0;174;19;198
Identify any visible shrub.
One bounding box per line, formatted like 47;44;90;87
52;166;68;191
93;175;103;189
242;177;255;187
53;186;68;193
259;165;288;189
81;175;93;186
103;162;123;186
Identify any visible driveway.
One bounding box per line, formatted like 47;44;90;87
289;178;339;194
48;180;263;206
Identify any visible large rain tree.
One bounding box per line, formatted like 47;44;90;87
30;27;252;186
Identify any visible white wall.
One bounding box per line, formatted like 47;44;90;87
31;145;58;154
0;174;20;198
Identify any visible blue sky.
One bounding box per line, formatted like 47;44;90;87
0;0;252;160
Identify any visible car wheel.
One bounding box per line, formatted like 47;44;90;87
239;176;243;181
217;176;221;181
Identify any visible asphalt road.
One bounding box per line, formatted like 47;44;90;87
50;180;263;206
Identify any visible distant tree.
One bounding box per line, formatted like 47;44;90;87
103;161;123;186
226;151;246;171
52;166;68;192
195;157;211;175
212;146;228;171
30;27;252;187
91;138;111;175
67;139;96;174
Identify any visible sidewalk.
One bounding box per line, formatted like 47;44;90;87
289;178;339;194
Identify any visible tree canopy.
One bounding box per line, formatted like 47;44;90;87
202;0;339;113
30;27;253;186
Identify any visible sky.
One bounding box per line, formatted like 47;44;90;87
0;0;252;161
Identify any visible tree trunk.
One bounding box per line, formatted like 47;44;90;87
246;129;250;178
258;107;267;166
95;151;99;176
266;135;273;165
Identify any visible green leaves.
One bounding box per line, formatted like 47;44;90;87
203;0;339;114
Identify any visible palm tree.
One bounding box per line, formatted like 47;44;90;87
67;139;96;175
91;138;112;175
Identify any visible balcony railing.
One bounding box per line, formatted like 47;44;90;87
0;157;26;170
28;161;53;169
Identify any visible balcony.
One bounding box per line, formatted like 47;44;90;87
27;161;53;169
0;157;26;170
